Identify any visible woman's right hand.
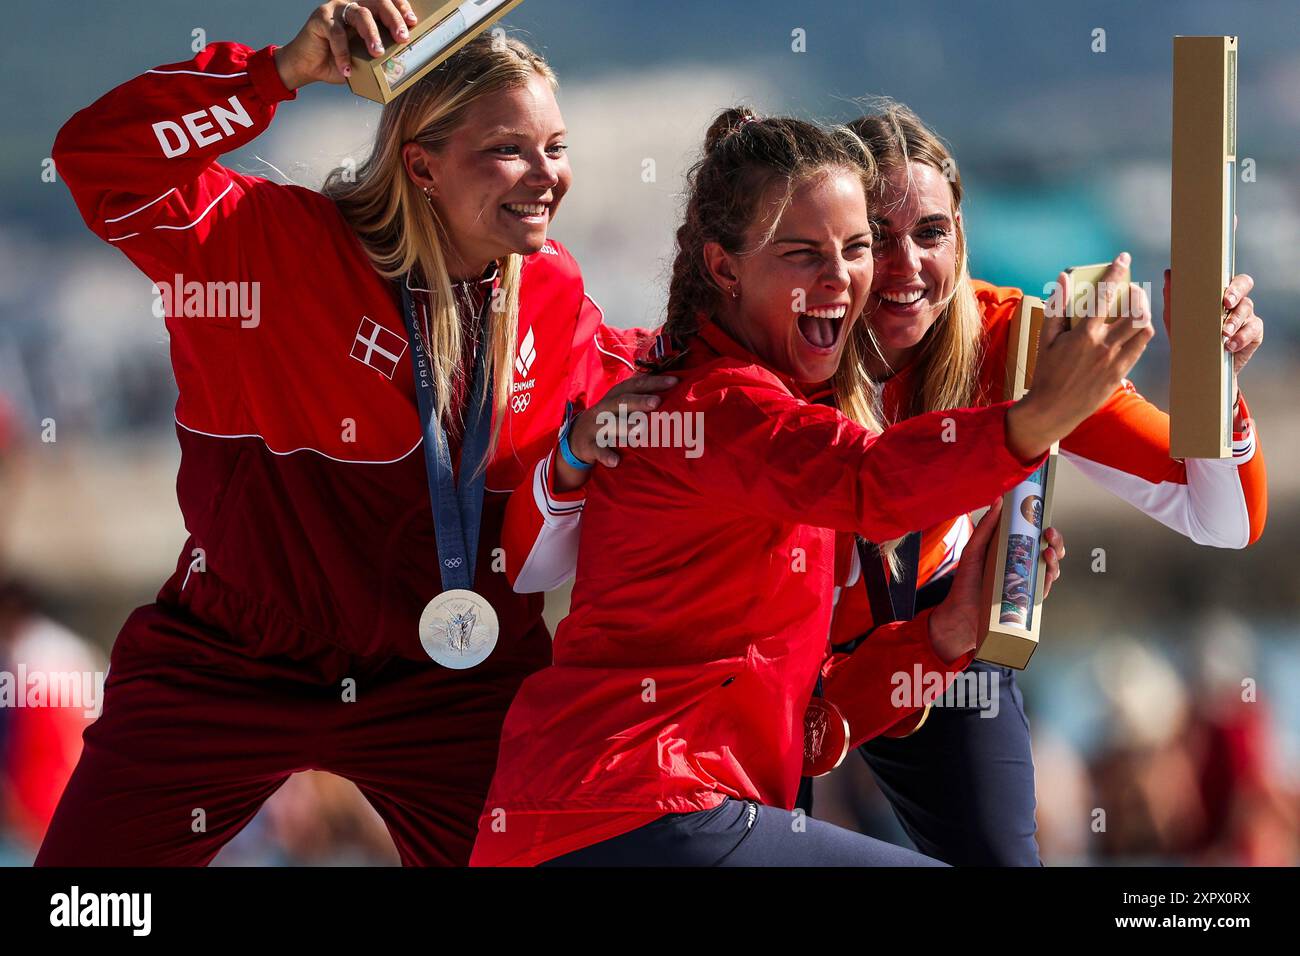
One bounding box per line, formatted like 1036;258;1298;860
1005;252;1154;460
275;1;419;90
551;374;681;493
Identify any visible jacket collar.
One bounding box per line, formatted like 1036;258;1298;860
405;260;500;295
692;317;814;400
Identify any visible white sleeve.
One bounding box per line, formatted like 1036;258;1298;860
1060;421;1256;550
511;451;586;593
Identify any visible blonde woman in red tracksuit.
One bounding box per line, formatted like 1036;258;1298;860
470;108;1151;866
36;1;671;866
811;103;1270;866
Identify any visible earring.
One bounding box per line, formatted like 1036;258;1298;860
422;186;433;204
730;285;740;300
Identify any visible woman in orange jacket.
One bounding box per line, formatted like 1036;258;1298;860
816;102;1266;865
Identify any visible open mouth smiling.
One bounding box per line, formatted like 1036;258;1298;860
502;200;552;223
796;303;849;353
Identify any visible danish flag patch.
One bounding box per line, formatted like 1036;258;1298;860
350;316;407;379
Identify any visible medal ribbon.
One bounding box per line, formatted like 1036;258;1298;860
858;531;921;627
797;532;924;810
398;276;494;594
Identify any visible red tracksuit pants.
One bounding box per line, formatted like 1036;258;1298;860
34;598;548;866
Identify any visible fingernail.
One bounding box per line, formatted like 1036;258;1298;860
1118;252;1131;266
1224;322;1236;334
665;376;679;384
407;11;418;22
397;29;408;41
373;42;385;54
648;397;661;408
343;65;351;77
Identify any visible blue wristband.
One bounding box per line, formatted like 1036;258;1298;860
559;405;594;471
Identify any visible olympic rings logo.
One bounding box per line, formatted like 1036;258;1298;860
511;393;531;414
444;557;463;569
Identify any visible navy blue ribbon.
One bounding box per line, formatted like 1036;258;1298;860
859;532;921;626
398;277;493;593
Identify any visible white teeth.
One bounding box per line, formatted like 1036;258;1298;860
880;289;924;305
504;203;547;216
803;306;848;319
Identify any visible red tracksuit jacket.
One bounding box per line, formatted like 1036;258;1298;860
470;318;1045;866
51;40;625;676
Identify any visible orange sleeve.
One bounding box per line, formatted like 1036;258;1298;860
972;279;1266;548
1060;384;1265;547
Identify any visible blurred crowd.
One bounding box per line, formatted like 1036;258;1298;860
1073;621;1298;865
0;390;401;866
827;619;1300;866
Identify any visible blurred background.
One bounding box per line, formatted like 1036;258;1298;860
1;0;1297;865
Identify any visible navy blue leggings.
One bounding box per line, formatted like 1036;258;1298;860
853;659;1041;866
541;797;946;866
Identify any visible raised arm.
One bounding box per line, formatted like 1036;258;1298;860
680;374;1041;542
1061;270;1266;548
53;41;297;278
1062;384;1264;548
54;0;417;279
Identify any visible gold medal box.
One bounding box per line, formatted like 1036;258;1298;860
346;0;527;104
978;35;1240;669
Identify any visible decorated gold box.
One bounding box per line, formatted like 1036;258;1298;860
977;295;1058;670
1170;35;1238;459
345;0;526;103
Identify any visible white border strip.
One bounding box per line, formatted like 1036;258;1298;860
175;415;423;465
587;295;638;372
104;187;177;223
145;69;248;78
109;181;234;242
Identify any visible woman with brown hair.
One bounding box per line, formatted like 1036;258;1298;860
471;107;1149;866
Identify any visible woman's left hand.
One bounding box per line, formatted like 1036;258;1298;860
1163;270;1264;389
1041;525;1064;599
928;504;1066;665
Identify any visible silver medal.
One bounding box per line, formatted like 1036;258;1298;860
419;589;499;669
